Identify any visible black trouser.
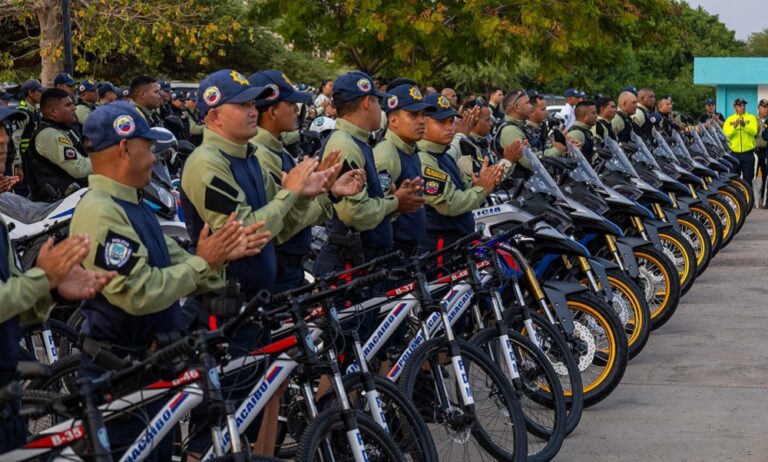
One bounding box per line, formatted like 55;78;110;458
732;150;755;184
273;252;307;293
0;370;25;453
756;149;768;206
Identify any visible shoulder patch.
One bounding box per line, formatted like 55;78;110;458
423;167;447;181
95;231;140;275
63;147;78;160
378;171;392;190
424;179;446;196
57;136;73;146
205;186;239;216
209;176;239;198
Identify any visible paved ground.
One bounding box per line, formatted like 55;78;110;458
554;207;768;461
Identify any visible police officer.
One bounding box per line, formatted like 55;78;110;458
612;91;638;142
631;88;657;141
71;101;265;461
418;93;502;250
495;89;566;177
0;105;114;452
723;97;758;182
250;69;364;291
457;99;521;180
313;71;425;275
593;96;617;146
185;91;204;145
129;75;164;127
525;94;551;152
52;72;77;97
75;79;98;126
28;88;90;202
373;83;435;255
568;100;597;159
12;80;44;162
97;82;119;106
158;80;173;119
168;90;191;140
756;99;768;207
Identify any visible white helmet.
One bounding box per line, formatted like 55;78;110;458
309;116;336;134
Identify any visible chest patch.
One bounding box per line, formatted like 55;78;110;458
63;147;78;160
423;167;447;181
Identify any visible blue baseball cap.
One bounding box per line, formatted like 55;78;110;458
84;101;167;151
197;69;274;117
171;91;186;101
53;72;77;86
705;98;715;105
159;80;171;90
622;86;638;96
383;84;435;114
424;93;461;121
98;82;118;97
576;90;587;98
564;88;579;98
248;70;312;107
332;71;388;104
78;79;98;93
0;106;24;122
21;79;44;94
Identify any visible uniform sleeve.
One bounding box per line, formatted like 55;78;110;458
0;253;54;325
70;203;214;316
182;153;296;239
611;116;624;138
745;116;759;137
722;116;735;138
373;144;402;197
326;135;398;231
163;234;224;294
75;106;91;126
500;125;531;169
35;129;92;179
631;110;646;129
569;129;585;145
10;115;28;159
189;118;204;136
420;156;487;217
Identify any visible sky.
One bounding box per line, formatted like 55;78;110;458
684;0;766;40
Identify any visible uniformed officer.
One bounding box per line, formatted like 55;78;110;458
724;98;759;182
12;79;44;161
0;105;114;452
373;82;435;254
593;96;617;146
168;90;191;141
52;72;77;97
27;88;90;202
129;75;164;127
525;94;551;153
612;91;638;142
184;91;204;145
71;101;265;461
755;99;768;207
567;100;597;159
313;71;425;275
418;93;503;250
456;99;522;180
656;95;678;137
97;82;119;106
158;80;173;119
75;79;98;126
250;69;364;291
495;89;566;177
631;88;657;141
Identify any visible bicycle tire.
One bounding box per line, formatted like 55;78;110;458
470;327;566;462
29;351;82;394
22;389;66;435
295;408;406;462
398;337;527;462
19;319;79;365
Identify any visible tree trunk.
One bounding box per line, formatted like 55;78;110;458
36;0;64;85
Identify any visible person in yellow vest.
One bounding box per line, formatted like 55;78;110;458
723;97;758;182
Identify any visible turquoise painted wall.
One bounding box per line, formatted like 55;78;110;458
694;58;768;85
717;86;758;117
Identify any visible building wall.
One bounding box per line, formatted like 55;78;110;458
717;86;757;118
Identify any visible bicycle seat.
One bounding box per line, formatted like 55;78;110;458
16;361;52;380
0;193;63;224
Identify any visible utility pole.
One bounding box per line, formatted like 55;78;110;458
62;0;73;74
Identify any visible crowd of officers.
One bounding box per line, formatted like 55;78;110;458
0;68;758;458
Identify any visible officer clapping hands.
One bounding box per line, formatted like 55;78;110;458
502;139;525;164
472;158;503;193
455;105;480;136
196;213;271;269
393;177;426;213
36;234;115;296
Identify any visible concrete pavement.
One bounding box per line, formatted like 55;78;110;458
555;208;768;462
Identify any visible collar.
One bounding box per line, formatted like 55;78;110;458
253;128;284;154
336;118;371;143
470;132;486;142
637;103;650;112
526;120;541;129
40;117;73;131
417;139;448;155
573;121;592;130
78;100;95;108
88;174;142;204
597;116;611;123
203;128;251;159
504;115;525;126
384;130;415;155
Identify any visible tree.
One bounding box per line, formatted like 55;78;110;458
0;0;249;84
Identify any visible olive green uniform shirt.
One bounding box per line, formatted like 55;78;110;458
500;115;563;171
323;118;399;232
251;128;333;244
417;140;488;216
182;128;307;240
33;126;92;179
568;121;593;145
0;216;54;325
75;102;95;126
69;175;223;316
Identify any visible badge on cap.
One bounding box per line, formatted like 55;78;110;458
409;87;423;101
204;86;222;106
357;78;372;92
113;115;136;136
387;95;399;109
265;84;280;101
79;85;85;92
230;70;249;86
437;96;451;109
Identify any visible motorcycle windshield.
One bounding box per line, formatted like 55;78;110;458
523;146;568;202
605;137;639;177
689;130;714;160
630;132;663;169
566;143;605;188
670;130;695;163
651;130;679;164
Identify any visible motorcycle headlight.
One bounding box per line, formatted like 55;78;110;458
157;187;175;210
